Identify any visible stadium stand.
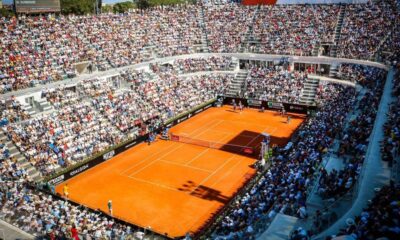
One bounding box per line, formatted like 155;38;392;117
0;1;397;94
328;183;400;240
337;0;397;60
244;66;306;103
0;0;399;239
252;4;340;55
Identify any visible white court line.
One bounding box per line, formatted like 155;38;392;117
220;118;271;128
245;125;272;147
126;120;224;178
120;119;222;176
184;155;249;232
189;155;236;195
183;129;234;167
120;141;180;175
208;156;247;189
126;175;183;193
269;127;278;135
184;148;210;166
158;159;213;173
202;129;261;138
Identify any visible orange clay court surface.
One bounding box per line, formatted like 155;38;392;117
56;106;305;238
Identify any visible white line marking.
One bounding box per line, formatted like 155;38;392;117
158;159;213;173
120;119;220;175
189;155;236;195
184;148;210;166
126;120;224;177
126;175;182;193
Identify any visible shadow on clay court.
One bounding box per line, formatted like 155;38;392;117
223;130;290;155
178;180;229;204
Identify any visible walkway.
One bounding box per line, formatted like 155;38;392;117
315;68;395;238
1;53;389;99
0;220;34;240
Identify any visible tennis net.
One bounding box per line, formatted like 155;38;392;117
169;133;256;155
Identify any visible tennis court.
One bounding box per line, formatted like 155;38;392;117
55;106;305;238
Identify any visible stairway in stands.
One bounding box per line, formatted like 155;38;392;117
198;6;210;53
20;101;36;116
240;6;260;53
35;98;53;112
299;78;320;105
312;44;321;56
226;71;248;97
328;5;346;78
0;130;41;181
229;58;239;71
329;5;346;58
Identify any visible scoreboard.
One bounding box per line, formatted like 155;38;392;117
15;0;61;13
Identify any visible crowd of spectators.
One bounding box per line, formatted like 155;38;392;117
338;0;398;60
78;78;118;97
0;1;397;239
173;56;232;73
332;183;400;240
317;66;386;201
0;96;30;126
1;142;27;181
0;5;202;94
252;4;339;55
2;71;232;176
0;2;398;94
382;72;399;165
213;83;355;239
203;3;255;53
5;102;125;175
0;181;147;239
245;66;305;103
379;22;400;65
41;86;81;109
151;57;233;75
337;64;387;89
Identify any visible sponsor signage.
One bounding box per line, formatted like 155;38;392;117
267;101;283;109
69;164;89;177
15;0;61;13
48;174;64;185
222;96;315;114
243;147;254;154
103;150;115;161
248;99;262;106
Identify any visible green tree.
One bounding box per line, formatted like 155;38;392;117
0;8;14;17
102;5;114;13
136;0;150;10
61;0;97;15
113;1;135;13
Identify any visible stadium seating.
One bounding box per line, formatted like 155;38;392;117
0;1;397;94
245;66;305;103
253;4;339;55
0;1;398;239
330;183;400;239
338;0;397;60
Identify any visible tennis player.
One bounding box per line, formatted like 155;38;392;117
108;200;113;216
63;184;69;199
